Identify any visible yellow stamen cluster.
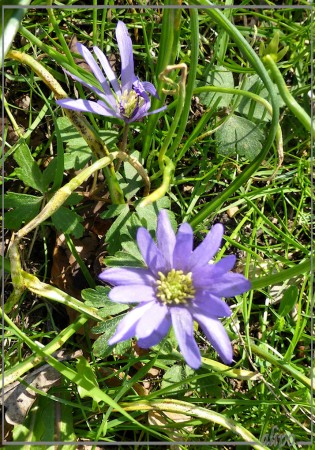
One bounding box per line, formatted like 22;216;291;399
156;269;195;305
120;90;144;118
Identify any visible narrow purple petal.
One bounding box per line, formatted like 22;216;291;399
193;313;233;365
170;307;201;370
135;302;169;339
76;43;115;101
192;291;232;317
213;255;237;275
129;103;150;122
99;267;156;286
109;285;156;303
207;273;251;297
192;256;236;289
137;314;171;348
156;210;176;271
133;80;150;102
62;68;113;105
116;21;137;91
137;227;165;275
141;81;160;98
147;105;167;116
93;46;121;96
97;100;121;118
173;222;193;271
108;302;152;345
188;223;224;270
56;98;114;116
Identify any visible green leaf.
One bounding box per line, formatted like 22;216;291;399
64;140;94;171
103;198;173;255
102;204;132;254
216;114;264;161
120;150;144;200
3;192;42;229
161;365;195;394
13;142;45;193
56;116;118;170
92;315;131;358
278;285;299;317
82;286;129;316
41;157;59;191
236;74;285;121
104;250;145;268
51;206;84;238
198;65;234;108
76;357;101;403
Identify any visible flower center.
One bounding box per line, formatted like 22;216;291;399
156;269;196;305
119;90;144;119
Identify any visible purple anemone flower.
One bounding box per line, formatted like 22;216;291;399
99;210;251;370
56;21;165;123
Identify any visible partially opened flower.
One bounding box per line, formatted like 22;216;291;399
56;21;165;123
99;210;251;369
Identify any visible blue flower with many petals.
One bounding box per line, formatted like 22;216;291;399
57;21;165;123
99;210;251;369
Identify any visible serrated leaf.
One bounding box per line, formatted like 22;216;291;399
104;251;145;268
216;114;264;161
278;285;298;317
13;142;45;193
51;206;84;238
198;66;234;108
92;314;131;358
3;193;42;229
161;365;195;394
82;286;129;316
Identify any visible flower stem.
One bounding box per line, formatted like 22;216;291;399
264;54;314;134
158;63;188;169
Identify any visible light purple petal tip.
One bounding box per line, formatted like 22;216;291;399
108;302;152;346
135;302;169;340
173;222;194;271
188;223;224;270
208;273;252;297
171;307;201;370
99;267;156;286
116;20;137;91
156;210;176;271
137;227;165;275
93;45;121;96
137;313;171;348
192;291;232;318
194;313;233;365
141;81;160;98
